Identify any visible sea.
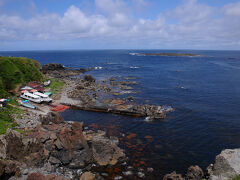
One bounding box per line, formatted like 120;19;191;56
1;50;240;179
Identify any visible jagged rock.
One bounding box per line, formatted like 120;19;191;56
49;156;61;165
186;165;204;180
84;75;95;82
92;135;125;166
80;172;95;180
209;148;240;180
163;171;185;180
0;135;7;159
42;63;65;73
27;172;68;180
137;172;145;178
0;160;21;178
123;171;133;176
5;129;23;160
41;112;64;125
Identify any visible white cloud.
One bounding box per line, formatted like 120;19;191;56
0;0;240;49
223;2;240;16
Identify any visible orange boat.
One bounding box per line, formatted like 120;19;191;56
51;105;69;112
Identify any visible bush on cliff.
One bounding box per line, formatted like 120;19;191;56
0;56;43;97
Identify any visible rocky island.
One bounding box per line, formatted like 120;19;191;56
131;52;201;57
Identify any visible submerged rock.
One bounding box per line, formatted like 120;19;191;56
163;171;185;180
186;165;203;180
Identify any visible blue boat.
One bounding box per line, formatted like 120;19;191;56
19;100;36;109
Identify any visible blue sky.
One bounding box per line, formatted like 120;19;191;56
0;0;240;50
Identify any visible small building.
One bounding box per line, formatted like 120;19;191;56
27;82;45;93
20;86;33;91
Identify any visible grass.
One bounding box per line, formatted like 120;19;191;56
0;56;43;97
0;99;25;135
47;78;65;94
232;175;240;180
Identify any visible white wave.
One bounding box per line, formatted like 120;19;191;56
94;66;103;70
130;66;140;69
129;53;138;56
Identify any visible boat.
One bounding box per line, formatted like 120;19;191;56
33;91;52;103
44;92;52;96
20;92;42;103
44;80;51;86
19;100;36;109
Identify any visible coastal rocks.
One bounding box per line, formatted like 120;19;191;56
186;165;204;180
14;111;41;129
80;171;95;180
132;105;167;119
42;63;65;72
0;160;21;178
84;75;96;82
92;134;125;166
83;129;125;166
163;171;185;180
40;111;65;125
208;148;240;180
27;172;68;180
42;63;87;78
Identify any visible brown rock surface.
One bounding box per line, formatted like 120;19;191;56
80;171;95;180
163;171;185;180
186;165;204;180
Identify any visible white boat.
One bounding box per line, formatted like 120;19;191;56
33;92;52;103
20;92;42;103
44;80;51;86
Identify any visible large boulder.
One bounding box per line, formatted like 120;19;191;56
41;112;65;125
186;165;204;180
209;148;240;180
80;172;95;180
163;171;185;180
0;160;21;178
27;172;68;180
91;134;125;166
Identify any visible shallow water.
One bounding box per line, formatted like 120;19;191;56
1;50;240;178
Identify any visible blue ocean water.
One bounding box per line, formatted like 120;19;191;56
1;50;240;178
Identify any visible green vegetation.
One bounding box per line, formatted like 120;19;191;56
231;175;240;180
47;78;65;93
0;56;43;97
0;56;41;134
0;102;25;135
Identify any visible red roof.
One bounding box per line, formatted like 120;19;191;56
35;87;45;92
27;82;42;88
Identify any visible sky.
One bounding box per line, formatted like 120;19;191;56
0;0;240;51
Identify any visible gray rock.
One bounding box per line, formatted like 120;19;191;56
0;135;7;159
123;171;133;176
114;176;123;180
137;172;145;178
23;169;29;175
186;165;203;180
209;148;240;180
101;173;108;177
147;167;154;172
49;156;61;165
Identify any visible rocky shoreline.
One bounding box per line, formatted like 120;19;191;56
43;63;174;121
1;63;240;180
163;148;240;180
0;111;128;180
